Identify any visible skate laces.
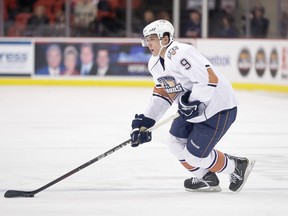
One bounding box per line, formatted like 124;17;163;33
191;177;201;184
230;170;243;184
191;177;210;187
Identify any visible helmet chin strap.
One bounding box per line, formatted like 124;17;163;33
156;38;173;57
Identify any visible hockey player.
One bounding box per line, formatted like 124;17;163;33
130;20;255;192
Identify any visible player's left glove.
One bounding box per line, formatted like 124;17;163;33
130;114;156;147
178;90;201;120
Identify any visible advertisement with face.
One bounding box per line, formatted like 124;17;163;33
34;41;151;77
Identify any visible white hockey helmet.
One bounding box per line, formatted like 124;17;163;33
141;19;174;47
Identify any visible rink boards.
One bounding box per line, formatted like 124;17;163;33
0;37;288;92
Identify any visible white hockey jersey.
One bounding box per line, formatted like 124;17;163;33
144;41;238;123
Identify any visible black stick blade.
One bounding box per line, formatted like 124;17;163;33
4;190;35;198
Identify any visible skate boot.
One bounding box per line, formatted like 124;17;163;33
228;155;256;192
184;172;221;192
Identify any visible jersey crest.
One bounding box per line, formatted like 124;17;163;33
157;76;184;100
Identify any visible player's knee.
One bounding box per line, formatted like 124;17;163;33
183;146;212;168
183;147;202;167
166;134;186;160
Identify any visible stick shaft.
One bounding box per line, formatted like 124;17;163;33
4;138;131;198
147;113;179;132
33;138;132;195
4;113;179;198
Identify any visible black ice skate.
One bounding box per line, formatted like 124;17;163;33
184;172;221;192
228;156;256;192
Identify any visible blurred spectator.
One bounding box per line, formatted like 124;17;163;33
156;10;171;21
134;9;155;35
73;0;97;36
96;0;125;37
143;9;155;25
209;0;227;37
62;46;80;75
279;11;288;38
216;15;239;38
97;0;111;11
181;10;201;38
4;0;19;21
250;6;269;38
77;43;97;75
53;10;66;36
26;4;50;36
36;44;64;75
89;19;105;36
4;0;19;36
17;0;37;13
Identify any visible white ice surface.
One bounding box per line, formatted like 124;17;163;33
0;86;288;216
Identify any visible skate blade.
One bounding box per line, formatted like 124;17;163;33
234;159;256;193
185;185;222;192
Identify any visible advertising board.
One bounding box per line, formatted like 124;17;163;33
0;40;34;75
196;39;288;85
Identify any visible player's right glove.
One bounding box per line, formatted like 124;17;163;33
130;114;156;147
178;90;201;120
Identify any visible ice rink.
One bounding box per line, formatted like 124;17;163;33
1;86;288;216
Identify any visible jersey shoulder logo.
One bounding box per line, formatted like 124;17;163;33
157;76;184;100
167;46;179;60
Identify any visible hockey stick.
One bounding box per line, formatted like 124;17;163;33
4;113;179;198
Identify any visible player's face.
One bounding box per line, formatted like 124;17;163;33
144;35;161;56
